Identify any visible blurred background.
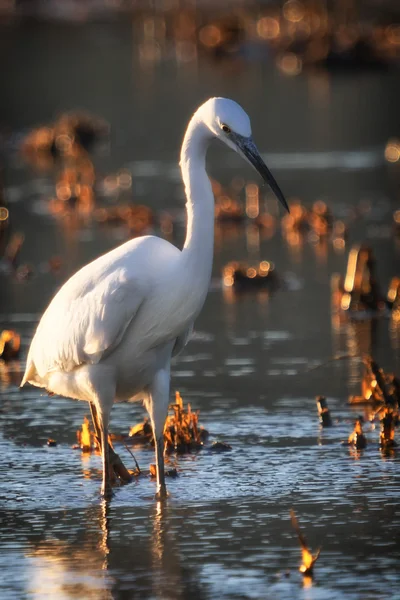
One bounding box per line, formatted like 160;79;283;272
1;2;400;600
1;0;400;310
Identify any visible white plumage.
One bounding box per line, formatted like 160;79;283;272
21;97;287;498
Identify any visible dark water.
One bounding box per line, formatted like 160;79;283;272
1;19;400;600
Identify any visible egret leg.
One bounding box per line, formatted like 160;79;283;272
155;435;166;499
92;387;114;498
90;403;115;484
89;402;102;448
145;367;171;500
100;418;112;499
89;403;132;484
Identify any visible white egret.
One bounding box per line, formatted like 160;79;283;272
21;97;288;499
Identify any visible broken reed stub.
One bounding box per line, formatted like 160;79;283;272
316;396;332;427
388;277;400;321
149;464;178;478
348;418;367;449
333;245;385;313
380;407;399;449
0;330;21;361
128;417;153;444
209;441;232;452
77;415;94;452
290;509;321;577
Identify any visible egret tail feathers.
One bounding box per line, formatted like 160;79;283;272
20;360;45;389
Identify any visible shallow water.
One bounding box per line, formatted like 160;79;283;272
1;17;400;600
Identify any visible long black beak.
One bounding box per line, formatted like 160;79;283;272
237;137;289;213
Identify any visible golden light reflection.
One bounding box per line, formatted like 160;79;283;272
246;223;260;257
331;273;344;317
341;292;351;311
283;0;305;23
245;183;259;219
117;169;132;190
150;501;187;600
20;112;106;238
386;24;400;46
56;182;72;202
199;24;222;48
25;504;113;599
388;277;400;304
55;134;73;154
348;445;363;461
98;500;111;565
256;17;280;40
213;178;244;223
0;360;22;391
344;246;361;293
222;283;236;305
152;501;166;563
333;237;345;251
303;575;313;589
0;206;9;221
337;245;386;314
3;1;396;72
223;275;234;287
222;259;276;299
278;52;303;75
385;139;400;163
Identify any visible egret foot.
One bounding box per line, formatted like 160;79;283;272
89;403;132;485
155;484;168;500
109;446;132;483
101;483;113;499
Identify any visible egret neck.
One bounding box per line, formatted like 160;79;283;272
180;115;215;299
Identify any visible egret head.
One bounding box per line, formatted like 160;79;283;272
199;97;289;212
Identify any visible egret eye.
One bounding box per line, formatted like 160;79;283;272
221;124;231;134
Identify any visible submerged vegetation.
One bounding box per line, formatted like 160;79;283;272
129;391;209;454
73;392;216;480
314;357;400;450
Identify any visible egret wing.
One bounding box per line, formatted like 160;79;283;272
27;267;144;379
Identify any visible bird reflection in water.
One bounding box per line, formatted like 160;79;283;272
25;503;113;600
22;498;208;600
150;501;207;600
